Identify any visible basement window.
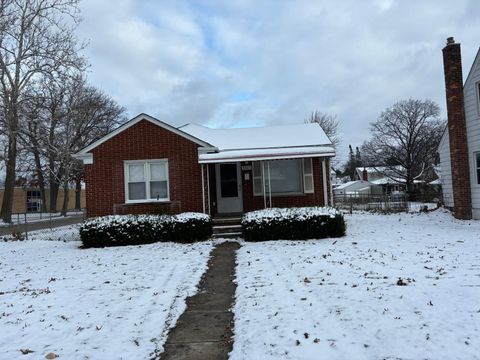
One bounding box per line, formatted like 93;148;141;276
124;160;169;203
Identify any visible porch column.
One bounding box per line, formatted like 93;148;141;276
206;164;211;215
201;164;206;213
262;161;267;208
267;161;272;207
322;159;328;206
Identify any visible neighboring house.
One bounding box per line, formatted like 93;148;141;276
0;187;85;213
354;166;407;195
438;37;480;220
333;180;382;196
74;113;335;217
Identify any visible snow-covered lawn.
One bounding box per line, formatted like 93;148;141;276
0;229;214;359
232;210;480;360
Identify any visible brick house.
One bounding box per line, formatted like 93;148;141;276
74;113;335;217
438;37;480;220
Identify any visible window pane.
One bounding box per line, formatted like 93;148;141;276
220;164;238;197
253;161;261;176
253;178;263;195
303;158;312;174
128;182;146;200
304;175;313;192
150;163;166;181
476;153;480;168
477;169;480;185
150;181;168;199
268;159;303;193
129;164;145;182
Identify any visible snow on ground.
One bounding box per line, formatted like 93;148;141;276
232;209;480;360
0;231;214;359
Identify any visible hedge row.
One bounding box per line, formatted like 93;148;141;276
242;207;346;241
79;212;212;248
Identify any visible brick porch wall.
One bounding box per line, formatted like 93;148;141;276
84;119;203;217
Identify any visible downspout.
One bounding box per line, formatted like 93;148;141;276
201;164;206;214
322;159;328;206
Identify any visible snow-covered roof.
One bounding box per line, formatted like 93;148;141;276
179;123;332;151
181;122;334;162
334;180;376;190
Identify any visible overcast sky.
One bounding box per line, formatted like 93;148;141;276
77;0;480;163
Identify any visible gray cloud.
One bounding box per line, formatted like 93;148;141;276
78;0;480;163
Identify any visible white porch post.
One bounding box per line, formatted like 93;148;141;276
201;164;206;213
267;161;272;207
262;161;267;208
206;164;211;215
322;158;328;206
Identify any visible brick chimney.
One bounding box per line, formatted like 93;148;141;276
442;37;472;219
362;168;368;181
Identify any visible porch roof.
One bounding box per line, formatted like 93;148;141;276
198;146;335;163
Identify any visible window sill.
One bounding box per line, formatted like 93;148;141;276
125;199;171;205
254;192;312;198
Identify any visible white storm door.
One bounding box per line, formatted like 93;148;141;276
216;163;243;213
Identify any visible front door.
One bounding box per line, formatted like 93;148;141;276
215;163;243;213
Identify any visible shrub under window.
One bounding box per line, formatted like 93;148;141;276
79;212;212;247
242;207;346;241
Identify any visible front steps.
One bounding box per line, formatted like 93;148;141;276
212;216;243;239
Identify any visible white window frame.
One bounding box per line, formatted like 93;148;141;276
477;82;480;116
474;151;480;186
252;158;314;196
124;159;170;203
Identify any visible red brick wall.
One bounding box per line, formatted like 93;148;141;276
442;37;472;220
240;158;330;212
84;119;203;217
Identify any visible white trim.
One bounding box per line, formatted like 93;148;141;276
476;82;480;116
474;151;480;186
73;153;93;164
124;159;170;203
303;158;314;194
207;164;211;215
322;159;328;206
201;164;206;213
200;152;335;164
76;113;216;157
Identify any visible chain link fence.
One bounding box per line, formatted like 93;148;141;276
333;194;439;213
0;209;85;241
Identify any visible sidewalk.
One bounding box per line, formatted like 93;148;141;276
160;241;240;360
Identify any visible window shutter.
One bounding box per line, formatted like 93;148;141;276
252;161;263;196
303;158;314;193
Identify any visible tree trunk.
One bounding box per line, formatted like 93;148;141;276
49;179;59;212
61;181;69;216
75;178;82;210
0;106;18;223
0;135;17;223
33;149;47;212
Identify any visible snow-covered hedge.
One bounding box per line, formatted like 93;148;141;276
242;207;346;241
79;212;212;247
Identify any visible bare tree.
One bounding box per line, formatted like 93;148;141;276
0;0;84;222
20;73;126;214
361;99;445;196
305;111;340;149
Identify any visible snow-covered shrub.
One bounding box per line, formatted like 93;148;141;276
242;207;346;241
79;212;212;247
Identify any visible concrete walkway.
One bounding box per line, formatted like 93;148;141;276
160;241;240;360
0;215;84;236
